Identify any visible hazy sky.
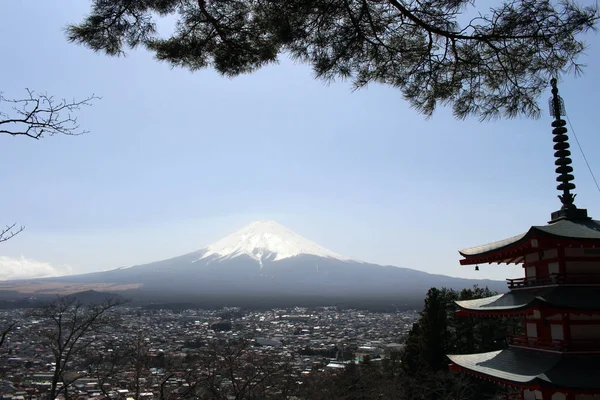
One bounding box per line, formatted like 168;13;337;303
1;1;600;282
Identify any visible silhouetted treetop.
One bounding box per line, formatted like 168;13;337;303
68;0;597;119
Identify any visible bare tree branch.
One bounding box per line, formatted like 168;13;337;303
0;90;98;243
28;295;126;400
0;89;99;139
0;321;16;349
0;223;24;243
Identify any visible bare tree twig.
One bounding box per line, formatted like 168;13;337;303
0;89;99;139
0;321;16;348
0;223;24;243
28;296;126;400
0;90;98;243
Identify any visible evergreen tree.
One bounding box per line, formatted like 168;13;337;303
401;286;514;399
402;287;457;374
67;0;597;119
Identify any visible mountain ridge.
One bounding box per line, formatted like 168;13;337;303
0;221;507;305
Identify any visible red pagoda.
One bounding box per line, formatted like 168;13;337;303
447;79;600;400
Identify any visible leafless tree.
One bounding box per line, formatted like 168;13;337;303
159;339;297;400
86;326;171;400
0;321;16;349
27;295;125;400
0;89;98;243
85;334;139;399
0;89;98;139
128;331;151;400
0;223;24;243
407;371;478;400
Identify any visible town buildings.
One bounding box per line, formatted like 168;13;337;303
0;306;417;399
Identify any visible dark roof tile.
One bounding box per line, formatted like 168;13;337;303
456;287;600;313
448;348;600;389
460;219;600;258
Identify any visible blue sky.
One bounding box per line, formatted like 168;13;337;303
1;1;599;281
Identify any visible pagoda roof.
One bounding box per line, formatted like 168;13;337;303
448;348;600;389
455;286;600;314
459;219;600;265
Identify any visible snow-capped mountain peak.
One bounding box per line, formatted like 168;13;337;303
198;220;347;263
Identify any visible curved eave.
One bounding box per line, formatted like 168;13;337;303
455;293;542;315
455;287;600;315
447;349;557;386
459;219;600;266
459;232;527;258
448;349;600;390
449;362;541;390
459;230;535;266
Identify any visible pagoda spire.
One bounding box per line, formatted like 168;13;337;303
548;78;589;222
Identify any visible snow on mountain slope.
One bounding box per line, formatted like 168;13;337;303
197;220;348;264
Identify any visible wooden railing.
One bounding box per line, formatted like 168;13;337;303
506;273;600;289
562;339;600;352
508;335;563;351
508;335;600;352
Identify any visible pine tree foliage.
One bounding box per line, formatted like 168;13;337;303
402;286;515;374
68;0;597;119
399;286;518;399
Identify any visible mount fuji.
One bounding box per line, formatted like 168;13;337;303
197;220;349;265
1;221;506;308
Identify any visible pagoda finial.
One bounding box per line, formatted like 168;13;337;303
548;78;590;223
550;79;575;208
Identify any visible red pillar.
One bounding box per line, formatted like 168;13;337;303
541;387;552;399
557;246;566;277
563;312;571;350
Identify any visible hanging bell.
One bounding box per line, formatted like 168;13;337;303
475;265;479;271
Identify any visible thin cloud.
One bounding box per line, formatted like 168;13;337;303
0;256;72;280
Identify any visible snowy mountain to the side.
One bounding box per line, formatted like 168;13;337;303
197;220;349;265
0;220;508;307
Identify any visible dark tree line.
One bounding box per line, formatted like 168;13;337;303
398;286;521;399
